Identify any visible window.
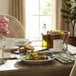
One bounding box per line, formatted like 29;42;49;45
25;0;56;40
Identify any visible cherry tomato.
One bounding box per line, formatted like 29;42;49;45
19;47;26;52
40;56;46;59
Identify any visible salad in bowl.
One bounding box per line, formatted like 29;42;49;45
20;51;55;64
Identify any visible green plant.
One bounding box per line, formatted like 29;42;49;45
61;0;76;37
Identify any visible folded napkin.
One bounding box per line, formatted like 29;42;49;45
3;50;18;60
68;45;76;55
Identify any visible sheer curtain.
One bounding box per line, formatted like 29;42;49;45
9;0;25;38
56;0;72;33
61;0;70;31
56;0;70;31
56;0;62;30
60;0;73;36
9;0;25;26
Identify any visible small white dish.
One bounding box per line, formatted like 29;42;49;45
15;39;31;47
15;41;26;47
4;46;19;50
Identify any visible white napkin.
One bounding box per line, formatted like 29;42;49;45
4;38;19;50
68;45;76;54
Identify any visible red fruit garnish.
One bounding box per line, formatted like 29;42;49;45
40;56;46;59
19;47;26;52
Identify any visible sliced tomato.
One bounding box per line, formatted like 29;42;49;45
40;56;46;59
19;47;26;52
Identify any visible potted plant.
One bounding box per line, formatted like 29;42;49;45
61;0;76;46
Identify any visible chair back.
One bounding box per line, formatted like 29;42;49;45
0;14;25;38
69;62;76;76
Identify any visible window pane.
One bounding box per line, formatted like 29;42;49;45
26;0;39;15
25;0;56;40
26;16;40;40
40;0;52;15
40;16;52;33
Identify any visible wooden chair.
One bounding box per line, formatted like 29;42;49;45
69;62;76;76
0;14;25;38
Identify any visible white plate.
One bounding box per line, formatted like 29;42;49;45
20;55;55;64
15;41;26;46
15;39;31;47
4;46;19;50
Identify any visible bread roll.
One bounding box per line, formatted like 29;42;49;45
23;44;35;50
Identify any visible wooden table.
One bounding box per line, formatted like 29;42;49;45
0;52;74;76
0;40;74;76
